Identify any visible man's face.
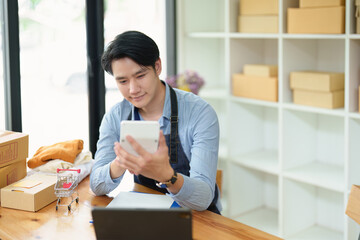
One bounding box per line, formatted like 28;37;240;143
111;57;162;109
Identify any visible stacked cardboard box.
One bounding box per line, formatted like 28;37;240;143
232;64;278;102
238;0;278;33
290;71;344;109
1;173;57;212
356;0;360;34
287;0;345;34
0;131;28;201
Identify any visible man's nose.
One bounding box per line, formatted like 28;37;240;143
129;79;140;94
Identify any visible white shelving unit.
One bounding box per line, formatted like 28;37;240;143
176;0;360;239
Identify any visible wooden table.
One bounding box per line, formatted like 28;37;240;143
0;176;282;240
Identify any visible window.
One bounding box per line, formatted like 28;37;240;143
18;0;88;156
103;0;167;110
0;3;5;130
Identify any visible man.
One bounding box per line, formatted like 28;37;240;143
90;31;221;213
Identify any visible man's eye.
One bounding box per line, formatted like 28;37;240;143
118;80;127;84
137;74;145;79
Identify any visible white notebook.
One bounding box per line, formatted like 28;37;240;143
107;191;174;209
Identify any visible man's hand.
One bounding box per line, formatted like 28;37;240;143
114;131;173;182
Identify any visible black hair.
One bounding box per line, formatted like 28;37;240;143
101;31;160;75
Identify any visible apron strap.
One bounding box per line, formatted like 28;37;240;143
169;86;178;164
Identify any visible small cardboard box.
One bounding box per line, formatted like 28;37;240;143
290;71;344;92
299;0;344;8
0;131;29;168
0;159;27;202
346;185;360;225
1;173;57;212
243;64;278;77
287;7;345;34
293;89;344;109
232;74;278;102
238;15;278;33
239;0;278;15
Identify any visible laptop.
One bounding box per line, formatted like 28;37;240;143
91;207;192;240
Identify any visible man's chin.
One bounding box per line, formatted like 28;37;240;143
130;101;145;109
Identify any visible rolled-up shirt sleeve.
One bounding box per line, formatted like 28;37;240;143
90;104;126;195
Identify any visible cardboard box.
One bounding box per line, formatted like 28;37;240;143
290;71;344;92
359;86;360;112
239;0;278;15
287;7;345;34
0;159;27;201
299;0;344;8
238;15;278;33
243;64;278;77
293;89;344;109
232;74;278;102
346;185;360;225
1;173;57;212
0;131;29;168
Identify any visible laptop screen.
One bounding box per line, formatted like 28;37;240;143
92;207;192;240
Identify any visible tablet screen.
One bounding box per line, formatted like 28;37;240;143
120;121;159;156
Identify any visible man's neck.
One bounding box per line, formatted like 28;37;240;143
138;82;166;121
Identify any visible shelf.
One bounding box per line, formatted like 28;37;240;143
187;32;225;38
199;87;228;100
283;162;344;193
350;34;360;39
178;0;356;238
287;225;343;240
229;32;278;39
231;150;279;175
234;207;279;238
282;33;346;39
349;112;360;120
230;96;278;108
283;103;345;117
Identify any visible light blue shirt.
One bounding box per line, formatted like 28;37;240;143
90;82;221;211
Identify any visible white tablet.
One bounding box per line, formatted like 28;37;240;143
120;120;160;156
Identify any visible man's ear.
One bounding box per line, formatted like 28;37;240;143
155;58;162;76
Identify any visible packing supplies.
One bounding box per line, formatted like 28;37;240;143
243;64;278;77
287;6;345;34
238;0;278;33
232;74;278;102
0;131;29;168
293;89;344;109
238;16;278;33
239;0;278;15
299;0;345;8
290;71;344;92
0;159;27;202
1;173;57;212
